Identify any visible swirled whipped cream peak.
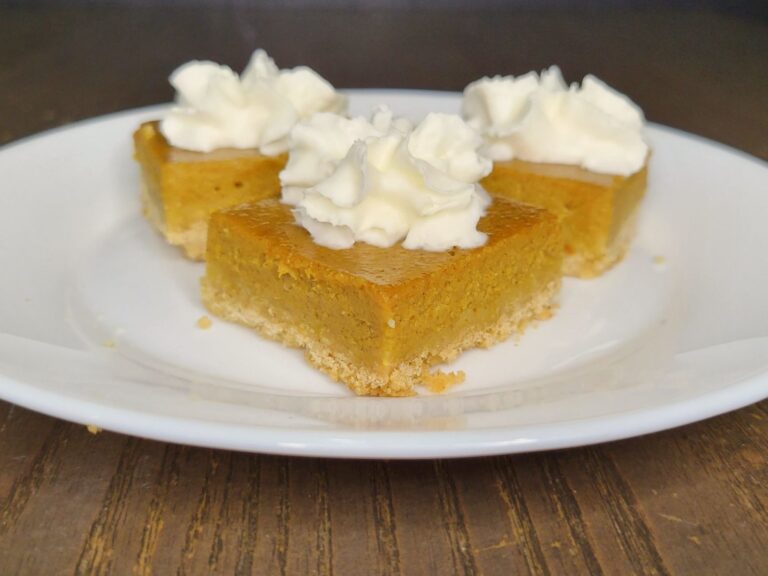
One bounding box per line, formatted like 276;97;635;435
160;49;347;154
279;107;493;251
462;66;648;176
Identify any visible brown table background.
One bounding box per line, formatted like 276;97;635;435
1;4;767;575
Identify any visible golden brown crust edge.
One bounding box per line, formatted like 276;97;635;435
201;278;560;397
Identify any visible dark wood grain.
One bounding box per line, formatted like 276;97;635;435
1;4;767;575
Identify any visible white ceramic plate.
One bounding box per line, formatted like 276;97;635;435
1;90;767;459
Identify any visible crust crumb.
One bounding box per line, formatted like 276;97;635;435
86;424;102;435
422;369;466;394
537;306;555;321
196;315;213;330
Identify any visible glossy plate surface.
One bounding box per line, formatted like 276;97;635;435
0;90;766;458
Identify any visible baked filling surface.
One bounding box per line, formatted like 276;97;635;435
202;197;563;396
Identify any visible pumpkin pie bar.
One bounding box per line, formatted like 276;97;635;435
201;197;562;396
133;49;345;259
481;158;648;277
203;110;564;395
134;121;285;260
463;66;649;277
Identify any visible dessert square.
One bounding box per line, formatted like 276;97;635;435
481;159;648;278
133;121;285;260
462;66;649;277
201;197;563;396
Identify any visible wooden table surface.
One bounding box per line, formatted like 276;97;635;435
1;5;767;575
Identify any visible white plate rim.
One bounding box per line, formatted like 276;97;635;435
1;362;766;459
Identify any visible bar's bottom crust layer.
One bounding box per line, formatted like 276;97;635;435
201;279;559;397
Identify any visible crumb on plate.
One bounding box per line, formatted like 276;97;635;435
422;369;466;394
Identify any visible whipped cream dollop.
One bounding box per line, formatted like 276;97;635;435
462;66;648;175
160;50;346;154
280;108;492;251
